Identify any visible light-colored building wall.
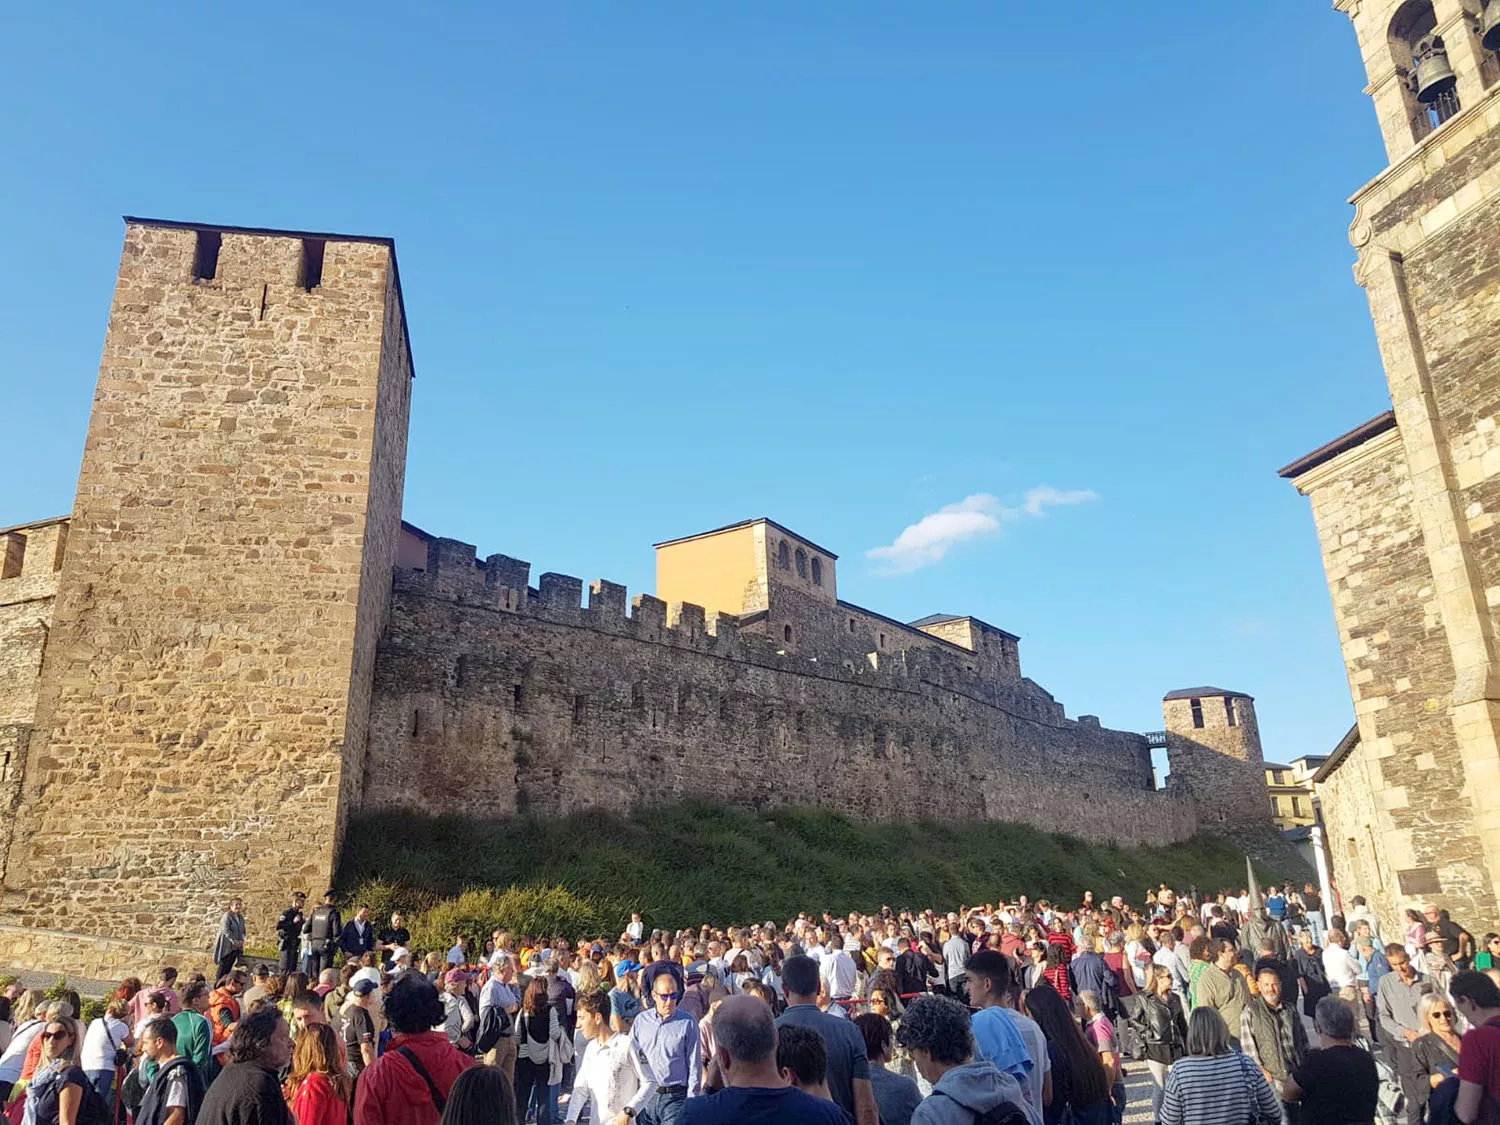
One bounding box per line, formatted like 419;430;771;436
655;523;762;619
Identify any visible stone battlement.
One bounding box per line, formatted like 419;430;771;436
395;535;1073;728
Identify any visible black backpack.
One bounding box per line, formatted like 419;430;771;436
935;1092;1030;1125
72;1074;112;1125
472;1004;513;1055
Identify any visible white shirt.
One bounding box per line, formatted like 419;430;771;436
81;1016;130;1071
820;949;858;998
627;921;644;942
1323;944;1361;990
565;1033;644;1123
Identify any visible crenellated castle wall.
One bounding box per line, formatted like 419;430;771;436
363;536;1199;846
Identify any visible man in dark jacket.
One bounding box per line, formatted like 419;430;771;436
302;890;342;975
137;1017;206;1125
1069;945;1118;1013
195;1008;293;1125
274;892;305;975
339;906;376;960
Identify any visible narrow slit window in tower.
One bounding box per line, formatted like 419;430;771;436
795;549;807;578
192;230;221;281
299;238;326;290
1190;698;1204;728
811;557;822;585
1224;697;1237;727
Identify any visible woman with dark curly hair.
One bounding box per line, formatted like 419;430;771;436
894;995;1033;1125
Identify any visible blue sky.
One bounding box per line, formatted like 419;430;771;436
1;3;1391;769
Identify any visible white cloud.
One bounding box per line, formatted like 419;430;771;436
866;486;1098;574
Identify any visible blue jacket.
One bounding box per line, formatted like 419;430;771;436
1068;952;1118;1004
340;919;376;957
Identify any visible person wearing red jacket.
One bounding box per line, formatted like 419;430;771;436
286;1023;349;1125
353;977;475;1125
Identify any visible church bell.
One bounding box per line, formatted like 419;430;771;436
1413;35;1458;103
1481;1;1500;53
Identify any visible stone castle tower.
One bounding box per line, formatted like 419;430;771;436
0;220;413;969
1161;688;1270;832
1280;1;1500;930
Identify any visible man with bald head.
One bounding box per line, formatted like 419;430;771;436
681;995;851;1125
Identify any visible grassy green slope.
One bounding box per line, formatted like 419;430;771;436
340;803;1298;932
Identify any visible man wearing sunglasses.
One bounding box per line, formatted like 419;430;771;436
624;962;702;1125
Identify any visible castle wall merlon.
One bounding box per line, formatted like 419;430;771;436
487;555;531;594
538;573;583;615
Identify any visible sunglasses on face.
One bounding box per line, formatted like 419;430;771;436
1433;1012;1455;1021
654;991;681;1002
41;1031;70;1041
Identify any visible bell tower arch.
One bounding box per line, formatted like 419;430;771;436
1339;0;1499;158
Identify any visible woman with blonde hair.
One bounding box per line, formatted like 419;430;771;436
23;1016;86;1125
283;1022;350;1125
1159;1007;1278;1125
572;959;602;998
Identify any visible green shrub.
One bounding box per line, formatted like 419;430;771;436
44;976;71;1001
408;886;627;952
79;998;106;1022
0;976;17;992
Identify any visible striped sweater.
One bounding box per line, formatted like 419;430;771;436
1159;1052;1279;1125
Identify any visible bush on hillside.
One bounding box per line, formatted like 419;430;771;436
405;886;628;950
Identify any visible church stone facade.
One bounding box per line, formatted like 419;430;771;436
0;218;1268;977
1281;0;1500;934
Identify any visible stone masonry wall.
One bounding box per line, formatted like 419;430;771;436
0;521;67;879
1163;694;1273;835
0;222;413;961
1298;425;1489;929
362;538;1197;846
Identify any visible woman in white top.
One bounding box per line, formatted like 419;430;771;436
514;979;564;1125
564;991;643;1124
80;1000;133;1101
0;991;49;1099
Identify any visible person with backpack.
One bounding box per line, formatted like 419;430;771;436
135;1018;205;1125
895;995;1038;1125
304;891;343;977
26;1015;111;1125
79;1000;132;1103
353;976;475;1125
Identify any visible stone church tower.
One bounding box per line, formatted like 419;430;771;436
1281;2;1500;931
0;220;413;971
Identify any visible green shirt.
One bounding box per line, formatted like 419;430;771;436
171;1010;214;1082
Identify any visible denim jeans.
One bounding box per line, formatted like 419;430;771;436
637;1088;687;1125
85;1070;114;1102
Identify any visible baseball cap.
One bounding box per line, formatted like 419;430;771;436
390;946;411;963
613;960;641;980
444;969;469;986
351;979;378;996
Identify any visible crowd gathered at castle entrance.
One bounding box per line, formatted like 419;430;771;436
6;879;1500;1125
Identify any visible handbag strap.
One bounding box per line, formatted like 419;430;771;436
395;1047;445;1112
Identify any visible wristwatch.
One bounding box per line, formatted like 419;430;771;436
623;1110;636;1119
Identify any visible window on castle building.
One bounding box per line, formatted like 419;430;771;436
878;633;886;649
410;709;421;737
795;549;807;579
848;618;855;633
1190;698;1204;728
1224;697;1237;727
811;557;822;585
783;624;793;643
1;533;24;580
573;694;587;724
777;541;790;569
299;238;326;290
513;684;524;711
192;230;221;282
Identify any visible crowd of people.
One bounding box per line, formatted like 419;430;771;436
3;880;1499;1125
